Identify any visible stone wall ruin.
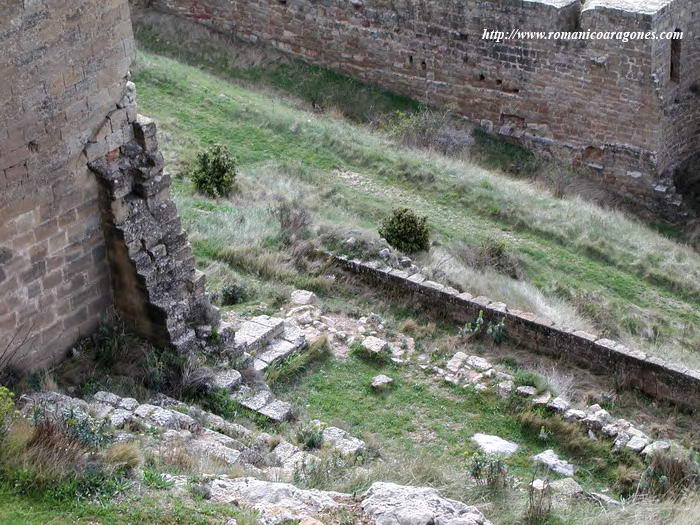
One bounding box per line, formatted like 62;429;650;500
0;0;228;370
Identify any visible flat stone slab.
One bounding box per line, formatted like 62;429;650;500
533;449;575;476
234;316;285;352
257;339;297;365
258;399;293;422
446;352;468;373
212;369;242;391
321;426;366;456
291;290;318;305
361;336;389;354
361;482;491;525
471;433;519;456
466;355;492;372
371;374;394;389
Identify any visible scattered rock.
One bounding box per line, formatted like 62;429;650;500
532;392;552;406
471;433;519;456
207;477;346;524
372;374;394;390
361;482;491;525
625;435;650;453
497;381;514;397
549;478;583;498
446;352;468;374
466;356;492;372
362;336;389;355
321;426;366;456
588;492;622;507
291;290;318;305
212;369;242;391
641;440;671;456
533;449;575;476
516;386;537;397
546;397;570;413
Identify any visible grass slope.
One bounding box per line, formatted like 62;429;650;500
131;47;700;369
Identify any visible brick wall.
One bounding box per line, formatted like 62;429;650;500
146;0;700;220
0;0;135;369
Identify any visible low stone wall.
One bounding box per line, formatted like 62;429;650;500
331;255;700;411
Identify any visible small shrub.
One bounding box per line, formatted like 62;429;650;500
458;310;485;340
93;320;129;369
638;450;700;497
61;408;113;449
269;199;313;245
524;474;553;525
378;207;430;254
468;453;510;492
0;386;15;436
191;144;238;198
398;319;436;340
513;370;548;394
143;468;174;489
518;411;595;458
102;442;143;474
486;317;507;345
220;281;250;306
296;424;324;451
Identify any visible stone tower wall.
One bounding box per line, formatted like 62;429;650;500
1;0;223;370
145;0;700;219
0;0;135;369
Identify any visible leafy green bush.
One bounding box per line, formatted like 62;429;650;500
296;424;324;451
220;282;250;306
468;452;510;491
378;207;430;254
0;386;15;437
191;144;238;198
143;468;173;489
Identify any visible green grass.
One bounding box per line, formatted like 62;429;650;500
131;44;700;369
274;356;631;495
0;482;255;525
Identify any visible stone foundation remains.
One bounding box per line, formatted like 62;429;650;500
139;0;700;220
331;254;700;411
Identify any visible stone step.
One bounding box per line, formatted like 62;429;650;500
234;315;285;354
253;326;308;372
233;385;292;423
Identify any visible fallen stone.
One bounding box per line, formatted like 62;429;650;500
625;435;650;453
563;409;586;421
446;352;468;374
497;380;514;397
533;450;575;476
546;397;570;413
466;356;492;372
516;386;537;397
321;426;366;456
588;492;622;507
212;369;242;391
361;482;491;525
372;374;394;390
532;392;552;406
641;440;671;456
471;433;519;456
207;477;346;525
291;290;318;305
361;336;389;355
549;478;583;498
